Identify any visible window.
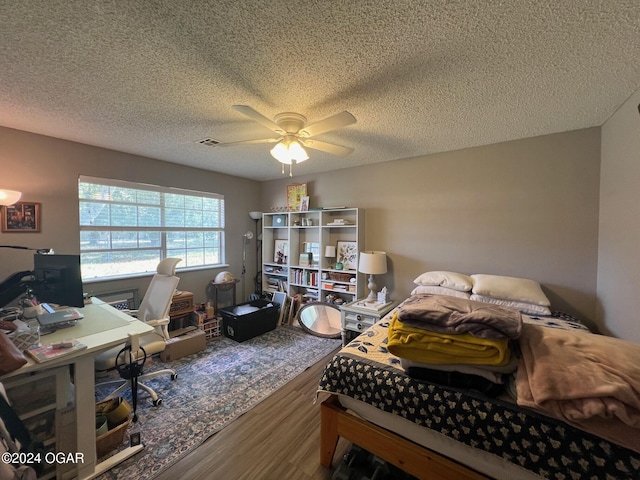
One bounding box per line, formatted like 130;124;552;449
78;176;224;280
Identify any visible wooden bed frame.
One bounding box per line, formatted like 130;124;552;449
320;394;489;480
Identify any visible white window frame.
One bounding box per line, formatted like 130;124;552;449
78;175;225;281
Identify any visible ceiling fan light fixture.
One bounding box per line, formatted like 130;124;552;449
288;139;309;163
270;137;309;165
270;141;291;164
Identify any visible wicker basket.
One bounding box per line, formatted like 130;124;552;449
329;272;352;282
95;399;132;458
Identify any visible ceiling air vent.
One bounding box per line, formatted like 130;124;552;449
196;138;220;146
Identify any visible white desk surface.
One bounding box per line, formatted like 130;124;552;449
1;297;154;479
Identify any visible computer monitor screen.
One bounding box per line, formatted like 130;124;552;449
33;254;85;308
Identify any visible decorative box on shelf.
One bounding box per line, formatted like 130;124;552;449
170;291;194;319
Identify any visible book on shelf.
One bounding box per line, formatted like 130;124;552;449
26;339;87;363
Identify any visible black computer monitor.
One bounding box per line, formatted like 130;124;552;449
33;254;85;308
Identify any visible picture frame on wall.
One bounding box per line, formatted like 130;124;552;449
286;183;307;211
1;202;41;233
336;240;358;270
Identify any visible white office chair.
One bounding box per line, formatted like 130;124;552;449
95;258;182;414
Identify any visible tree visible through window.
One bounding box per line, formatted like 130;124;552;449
78;176;225;280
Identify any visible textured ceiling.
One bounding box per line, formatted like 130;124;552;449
1;1;639;181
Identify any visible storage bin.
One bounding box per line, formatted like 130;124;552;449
219;299;279;342
95;398;132;458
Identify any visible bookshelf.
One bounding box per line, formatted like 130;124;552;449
261;208;364;306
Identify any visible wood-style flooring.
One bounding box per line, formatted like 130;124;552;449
154;348;350;480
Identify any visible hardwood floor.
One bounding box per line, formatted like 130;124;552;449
154;348;350;480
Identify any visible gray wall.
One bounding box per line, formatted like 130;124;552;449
260;128;602;331
0;126;261;306
598;88;640;342
0;125;607;334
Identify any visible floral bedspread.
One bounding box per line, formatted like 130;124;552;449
318;316;640;480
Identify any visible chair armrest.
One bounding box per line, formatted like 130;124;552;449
146;318;170;327
146;317;171;341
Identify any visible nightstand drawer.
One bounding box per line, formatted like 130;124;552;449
343;311;377;332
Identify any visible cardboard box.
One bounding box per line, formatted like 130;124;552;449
160;327;206;361
219;299;279;342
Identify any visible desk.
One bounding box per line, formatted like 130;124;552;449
0;298;153;480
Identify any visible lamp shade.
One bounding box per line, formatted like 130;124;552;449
249;211;262;220
0;189;22;206
358;251;387;275
325;245;336;258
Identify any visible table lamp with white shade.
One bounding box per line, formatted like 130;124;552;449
358;251;387;302
324;245;336;268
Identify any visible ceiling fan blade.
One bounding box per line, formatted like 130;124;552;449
301;139;354;157
232;105;284;134
215;138;280;147
299;111;356;137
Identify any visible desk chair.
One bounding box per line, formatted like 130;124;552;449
95;258;182;414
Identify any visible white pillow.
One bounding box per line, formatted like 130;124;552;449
411;285;471;299
413;271;473;292
471;274;550;306
470;294;551;316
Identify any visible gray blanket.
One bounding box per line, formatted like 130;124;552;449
398;294;522;339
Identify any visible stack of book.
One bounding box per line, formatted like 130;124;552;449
326;218;352;226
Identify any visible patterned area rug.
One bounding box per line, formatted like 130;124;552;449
95;325;341;480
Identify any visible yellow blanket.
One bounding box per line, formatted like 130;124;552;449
387;312;511;366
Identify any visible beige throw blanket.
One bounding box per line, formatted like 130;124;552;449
516;323;640;453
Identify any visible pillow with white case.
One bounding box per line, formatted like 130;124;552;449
411;285;471;299
471;274;550;307
470;294;551;316
413;271;473;292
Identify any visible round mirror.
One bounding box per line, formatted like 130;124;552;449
297;302;342;338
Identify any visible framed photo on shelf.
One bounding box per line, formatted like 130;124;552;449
286;183;307;211
299;252;312;267
336;240;358;270
274;239;288;264
1;202;41;233
299;195;309;211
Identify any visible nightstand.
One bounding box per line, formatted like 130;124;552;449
340;299;397;346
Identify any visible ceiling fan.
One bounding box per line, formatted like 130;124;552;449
216;105;357;175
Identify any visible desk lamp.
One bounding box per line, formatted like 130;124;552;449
358;251;387;303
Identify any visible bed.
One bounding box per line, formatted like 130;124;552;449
318;272;640;480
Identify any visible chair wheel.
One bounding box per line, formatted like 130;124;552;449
171;373;178;381
153;398;163;407
133;413;138;423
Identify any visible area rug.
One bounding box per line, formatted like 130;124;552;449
94;325;341;480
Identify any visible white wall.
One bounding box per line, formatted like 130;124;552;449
598;88;640;342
